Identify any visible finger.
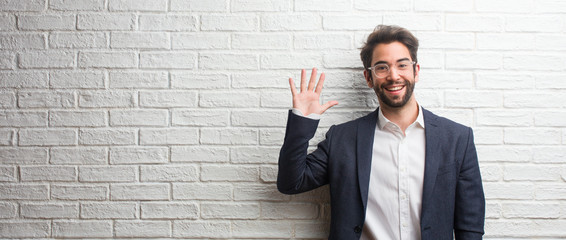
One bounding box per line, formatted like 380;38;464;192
320;100;339;113
300;69;306;92
288;78;297;96
307;67;317;91
315;72;325;94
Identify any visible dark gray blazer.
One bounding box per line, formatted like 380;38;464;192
277;108;485;240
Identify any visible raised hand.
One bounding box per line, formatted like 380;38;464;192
289;68;338;116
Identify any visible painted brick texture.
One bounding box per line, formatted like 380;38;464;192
0;0;565;239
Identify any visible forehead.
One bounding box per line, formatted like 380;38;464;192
371;41;411;64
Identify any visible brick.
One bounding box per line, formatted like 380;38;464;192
49;32;107;49
234;184;290;201
0;0;45;11
170;0;228;11
140;128;198;145
140;52;196;69
172;33;229;50
140;14;197;31
201;202;259;219
20;203;79;219
78;13;136;30
476;109;533;127
484;183;535;200
416;50;444;69
78;51;137;68
261;202;319;219
51;184;107;200
201;15;258;31
232;72;293;89
504;164;561;181
18;129;76;146
504;54;564;71
20;166;76;182
233;33;291;50
232;220;292;238
0;33;45;50
171;72;229;89
140;90;197;108
444;90;502;108
50;71;105;89
18;91;74;108
19;51;75;69
110;32;170;49
111;184;169;200
383;14;442;31
200;128;258;145
261;14;321;31
536;34;566;51
473;127;503;145
0;91;16;108
505;92;566;108
506;16;563;32
415;0;472;11
79;128;137;145
172;109;230;126
0;15;15;30
260;53;321;69
200;53;258;70
479;164;502;182
232;0;290;12
477;33;535;50
536;0;566;13
0;202;16;218
173;221;231;238
110;109;168;127
49;0;104;10
115;220;171;237
294;33;352;50
49;109;108;127
141;165;198;182
52;220;113;238
295;221;330;239
536;184;566;200
201;165;259;182
296;0;351;11
110;71;168;89
50;147;107;165
476;73;534;90
0;52;15;69
141;202;198;219
260;129;285;145
0;147;48;164
18;14;75;30
418;32;475;50
109;0;167;11
535;111;566;127
323;15;381;30
0;166;16;181
355;0;411;11
81;202;138;219
533;146;566;163
260;165;277;182
230;146;280;164
0;184;48;200
232;110;287;127
173;183;232;200
79;166;137;182
477;146;531;162
0;221;50;238
171;146;229;163
200;91;260;107
476;0;534;13
110;147;168;164
260;91;291;108
487;220;566;237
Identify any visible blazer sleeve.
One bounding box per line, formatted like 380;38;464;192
454;128;486;240
277;110;332;194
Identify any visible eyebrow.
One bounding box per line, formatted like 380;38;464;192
373;58;411;66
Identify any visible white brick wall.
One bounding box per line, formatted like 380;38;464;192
0;0;565;239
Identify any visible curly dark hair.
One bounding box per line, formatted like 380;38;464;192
360;25;419;70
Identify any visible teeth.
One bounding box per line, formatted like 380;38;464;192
387;86;403;91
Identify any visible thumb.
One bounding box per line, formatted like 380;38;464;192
320;100;338;113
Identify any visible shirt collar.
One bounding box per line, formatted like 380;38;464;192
377;105;425;130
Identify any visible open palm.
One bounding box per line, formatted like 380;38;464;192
289;68;338;116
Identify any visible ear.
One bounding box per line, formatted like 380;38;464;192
364;70;374;88
414;63;420;83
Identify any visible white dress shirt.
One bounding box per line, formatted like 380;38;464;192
361;106;426;240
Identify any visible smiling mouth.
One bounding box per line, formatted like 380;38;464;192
384;86;404;92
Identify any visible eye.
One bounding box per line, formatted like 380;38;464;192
374;65;388;71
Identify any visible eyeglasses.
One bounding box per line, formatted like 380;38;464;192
367;60;416;78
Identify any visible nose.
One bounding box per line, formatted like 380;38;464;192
387;66;401;80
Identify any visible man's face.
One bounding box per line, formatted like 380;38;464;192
365;41;420;109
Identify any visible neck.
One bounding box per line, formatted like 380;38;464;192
379;98;419;133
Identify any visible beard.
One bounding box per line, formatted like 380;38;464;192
373;78;415;108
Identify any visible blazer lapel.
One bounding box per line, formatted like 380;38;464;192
421;109;442;211
357;108;378;210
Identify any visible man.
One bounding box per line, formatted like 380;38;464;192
277;25;485;240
